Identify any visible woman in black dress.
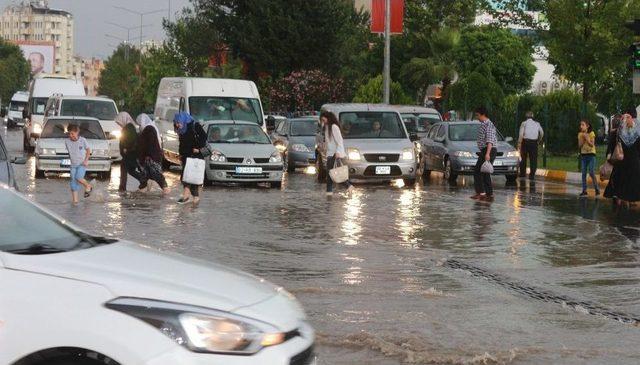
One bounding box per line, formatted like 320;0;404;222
174;112;207;205
604;110;640;204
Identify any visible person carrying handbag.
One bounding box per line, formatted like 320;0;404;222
604;110;640;205
321;111;354;196
175;112;208;205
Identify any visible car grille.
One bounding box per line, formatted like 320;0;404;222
254;158;270;163
210;164;282;171
363;165;402;176
363;153;400;163
290;345;315;365
226;172;271;179
226;157;244;163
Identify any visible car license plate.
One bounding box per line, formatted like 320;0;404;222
236;166;262;174
494;160;503;166
61;159;71;167
375;166;391;175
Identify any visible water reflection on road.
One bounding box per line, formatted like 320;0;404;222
5;128;640;364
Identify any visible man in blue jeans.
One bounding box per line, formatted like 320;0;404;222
65;124;93;204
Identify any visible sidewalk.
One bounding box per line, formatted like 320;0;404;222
531;168;608;188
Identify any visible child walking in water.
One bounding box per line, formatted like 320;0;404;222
65;124;93;204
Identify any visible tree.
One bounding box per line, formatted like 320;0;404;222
446;71;504;118
268;70;348;112
544;0;639;101
0;38;30;105
137;45;186;111
353;75;413;105
98;45;141;112
453;27;535;95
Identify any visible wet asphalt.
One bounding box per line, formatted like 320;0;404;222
4;127;640;365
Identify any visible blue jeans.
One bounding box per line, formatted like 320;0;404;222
70;165;86;192
580;154;598;192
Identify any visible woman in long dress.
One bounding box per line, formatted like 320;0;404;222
604;110;640;204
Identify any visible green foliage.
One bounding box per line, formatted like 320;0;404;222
446;72;505;117
268;70;348;112
453;27;535;95
137;46;186;112
97;45;141;112
0;38;30;105
352;75;413;105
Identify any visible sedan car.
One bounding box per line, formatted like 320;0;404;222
0;134;26;190
420;121;519;183
316;104;418;185
272;117;318;172
34;117;112;179
203;121;284;187
0;183;316;365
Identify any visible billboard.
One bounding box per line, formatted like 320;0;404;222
16;42;55;75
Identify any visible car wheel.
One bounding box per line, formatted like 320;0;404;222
272;181;282;189
35;168;45;179
444;159;457;183
42;357;105;365
316;154;327;183
506;174;518;183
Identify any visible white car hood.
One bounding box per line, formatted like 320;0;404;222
37;138;110;152
344;138;413;153
209;143;277;158
0;242;281;314
99;119;120;133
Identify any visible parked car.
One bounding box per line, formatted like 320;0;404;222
0;183;316;365
203;121;284;187
272;117;319;172
316;104;418;185
34;117;112;179
420;121;519;183
0;134;26;190
393;105;443;140
44;95;122;160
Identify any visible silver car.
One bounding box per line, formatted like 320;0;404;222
420;121;520;183
316;104;418;185
203;121;284;187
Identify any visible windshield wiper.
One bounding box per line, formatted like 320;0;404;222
6;243;67;255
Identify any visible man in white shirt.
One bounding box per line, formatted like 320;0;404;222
518;111;544;180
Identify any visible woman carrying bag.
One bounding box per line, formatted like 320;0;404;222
137;113;169;194
321;111;355;196
604;110;640;205
175;112;208;205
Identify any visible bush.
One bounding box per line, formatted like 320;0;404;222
352;75;413;105
268;70;348;112
446;71;504;118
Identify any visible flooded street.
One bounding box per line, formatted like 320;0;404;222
5;127;640;365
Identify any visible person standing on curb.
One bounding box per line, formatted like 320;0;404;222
518;111;543;180
471;107;497;201
578;119;600;198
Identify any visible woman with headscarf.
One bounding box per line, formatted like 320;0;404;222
116;112;145;191
604;109;640;204
137;113;169;194
175;112;207;205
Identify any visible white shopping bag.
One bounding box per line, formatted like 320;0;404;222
329;159;349;183
182;158;205;185
480;161;494;174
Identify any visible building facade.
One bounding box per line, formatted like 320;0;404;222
79;57;105;97
1;1;75;76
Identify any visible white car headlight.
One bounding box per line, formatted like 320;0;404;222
347;148;361;161
33;123;42;134
453;151;475;158
210;150;227;162
39;148;57;155
402;148;414;161
106;298;287;355
275;143;287;153
290;144;310;152
270;151;283;163
111;130;122;140
506;151;520;158
92;149;108;157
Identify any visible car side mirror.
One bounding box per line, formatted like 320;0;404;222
505;136;514;143
11;156;27;165
409;132;419;142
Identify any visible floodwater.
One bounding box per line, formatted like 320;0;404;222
5;127;640;364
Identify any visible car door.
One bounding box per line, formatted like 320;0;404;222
162;97;184;163
422;124;439;170
432;124;448;171
272;120;288;150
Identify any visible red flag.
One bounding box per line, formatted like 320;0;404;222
370;0;404;34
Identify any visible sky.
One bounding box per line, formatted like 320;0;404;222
0;0;192;59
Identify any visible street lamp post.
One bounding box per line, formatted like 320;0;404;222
113;6;167;61
382;0;391;104
106;22;152;61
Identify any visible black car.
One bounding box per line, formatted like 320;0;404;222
0;134;26;190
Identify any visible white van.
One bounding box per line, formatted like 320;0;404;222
23;75;86;151
154;77;266;165
5;91;29;128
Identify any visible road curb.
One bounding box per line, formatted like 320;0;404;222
532;168;608;188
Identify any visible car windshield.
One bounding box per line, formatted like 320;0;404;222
401;113;441;133
340;112;406;139
9;101;27;112
290;119;317;136
31;97;48;115
190;97;263;125
449;124;504;141
41;120;105;140
60;100;118;120
0;189;110;254
207;124;271;144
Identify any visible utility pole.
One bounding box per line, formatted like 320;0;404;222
106;22;151;62
114;6;167;61
382;0;391;104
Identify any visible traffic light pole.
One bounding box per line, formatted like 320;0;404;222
625;19;640;94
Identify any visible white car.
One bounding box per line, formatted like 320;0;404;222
34;117;112;179
0;184;316;365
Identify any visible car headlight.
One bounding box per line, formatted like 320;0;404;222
275;143;287;153
290;144;310;152
92;149;108;157
33;123;42;134
106;298;286;355
506;151;520;158
39;148;57;155
347;148;361;161
270;151;283;163
402;148;414;161
111;130;122;140
453;151;475;158
210;150;227;162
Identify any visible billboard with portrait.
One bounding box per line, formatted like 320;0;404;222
16;42;55;75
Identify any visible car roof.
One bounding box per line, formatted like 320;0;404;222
288;117;319;122
321;103;402;114
54;95;116;102
393;105;441;115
